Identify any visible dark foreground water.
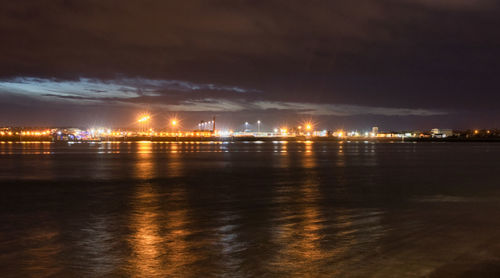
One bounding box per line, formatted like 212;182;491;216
1;141;500;277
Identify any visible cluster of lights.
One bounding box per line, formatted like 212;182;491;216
5;115;492;141
133;131;213;137
198;120;214;130
90;128;112;135
218;130;233;137
6;114;476;141
20;130;51;136
332;130;380;138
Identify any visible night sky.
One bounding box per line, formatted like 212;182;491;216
1;0;500;130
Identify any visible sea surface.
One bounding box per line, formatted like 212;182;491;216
1;141;500;277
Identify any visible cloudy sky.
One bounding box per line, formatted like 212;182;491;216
1;0;499;130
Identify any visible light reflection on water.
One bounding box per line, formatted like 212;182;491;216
128;183;163;277
128;142;194;277
2;142;500;277
270;145;327;275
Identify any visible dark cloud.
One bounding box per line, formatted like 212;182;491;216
1;0;500;128
403;0;495;10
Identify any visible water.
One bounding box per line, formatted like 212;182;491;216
1;141;500;277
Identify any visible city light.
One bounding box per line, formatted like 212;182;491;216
137;115;150;123
0;118;484;142
0;125;493;142
300;120;315;133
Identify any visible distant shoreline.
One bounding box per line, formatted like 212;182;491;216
2;136;500;143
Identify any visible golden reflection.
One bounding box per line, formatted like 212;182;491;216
128;182;196;277
161;187;195;275
302;141;315;168
268;144;384;275
281;142;288;153
128;184;163;277
337;142;346;167
269;140;385;275
0;141;14;154
134;141;154;179
304;140;313;153
170;142;179;153
273;142;291;170
270;145;326;275
167;143;185;178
